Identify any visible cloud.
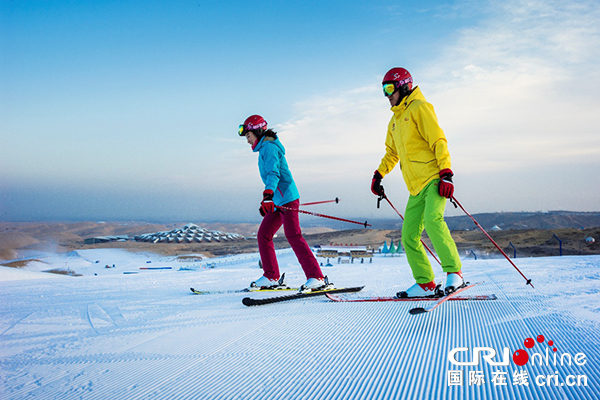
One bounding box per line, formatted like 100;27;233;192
277;0;600;214
278;86;389;177
206;86;408;219
422;0;600;172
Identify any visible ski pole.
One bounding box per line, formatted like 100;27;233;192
450;196;534;288
277;205;371;228
378;193;442;266
300;198;340;206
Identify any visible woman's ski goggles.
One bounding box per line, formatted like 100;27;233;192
238;120;267;136
382;82;397;97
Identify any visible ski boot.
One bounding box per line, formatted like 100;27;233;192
299;276;334;293
396;280;441;298
249;273;288;291
444;271;465;295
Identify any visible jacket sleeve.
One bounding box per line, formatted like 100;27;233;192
416;102;452;171
262;143;281;192
377;123;400;177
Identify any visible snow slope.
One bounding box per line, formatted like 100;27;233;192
1;249;599;399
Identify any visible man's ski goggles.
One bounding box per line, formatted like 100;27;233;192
382;82;397;97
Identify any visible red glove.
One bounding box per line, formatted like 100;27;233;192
259;190;275;216
371;170;385;196
438;169;454;198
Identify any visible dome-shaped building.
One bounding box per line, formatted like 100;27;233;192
133;223;245;244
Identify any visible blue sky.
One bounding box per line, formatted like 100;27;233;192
1;0;599;223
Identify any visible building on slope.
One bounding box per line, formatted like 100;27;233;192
132;223;246;244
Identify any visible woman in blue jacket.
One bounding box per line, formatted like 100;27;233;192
239;115;327;291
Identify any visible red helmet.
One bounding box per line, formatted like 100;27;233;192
238;115;268;136
382;67;413;90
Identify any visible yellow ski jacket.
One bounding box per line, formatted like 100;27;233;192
377;86;452;196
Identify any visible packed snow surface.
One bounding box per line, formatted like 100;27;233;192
1;248;599;399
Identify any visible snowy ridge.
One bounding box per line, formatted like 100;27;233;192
1;251;599;399
0;266;67;281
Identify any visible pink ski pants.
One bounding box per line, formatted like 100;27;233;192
257;199;324;280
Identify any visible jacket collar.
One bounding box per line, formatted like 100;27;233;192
252;136;263;151
391;86;424;114
252;136;276;152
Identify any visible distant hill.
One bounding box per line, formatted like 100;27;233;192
447;211;600;231
361;211;600;231
1;220;599;261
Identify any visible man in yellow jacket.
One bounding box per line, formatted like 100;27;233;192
371;67;463;298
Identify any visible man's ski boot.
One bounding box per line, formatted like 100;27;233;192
249;273;288;291
299;276;334;293
444;271;465;295
396;280;441;298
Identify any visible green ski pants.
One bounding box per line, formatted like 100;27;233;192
401;180;462;283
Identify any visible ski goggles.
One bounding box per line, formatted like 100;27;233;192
382;82;397;97
383;77;413;96
238;120;267;136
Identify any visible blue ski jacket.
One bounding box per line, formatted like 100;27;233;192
253;136;300;206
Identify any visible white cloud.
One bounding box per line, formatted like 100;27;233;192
430;0;600;212
208;86;405;219
278;86;389;177
277;0;600;214
423;0;600;163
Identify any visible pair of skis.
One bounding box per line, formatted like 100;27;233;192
190;282;368;306
190;273;297;295
241;286;365;306
241;282;491;314
190;286;297;295
327;282;488;314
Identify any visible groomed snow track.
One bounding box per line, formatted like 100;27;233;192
1;254;599;399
